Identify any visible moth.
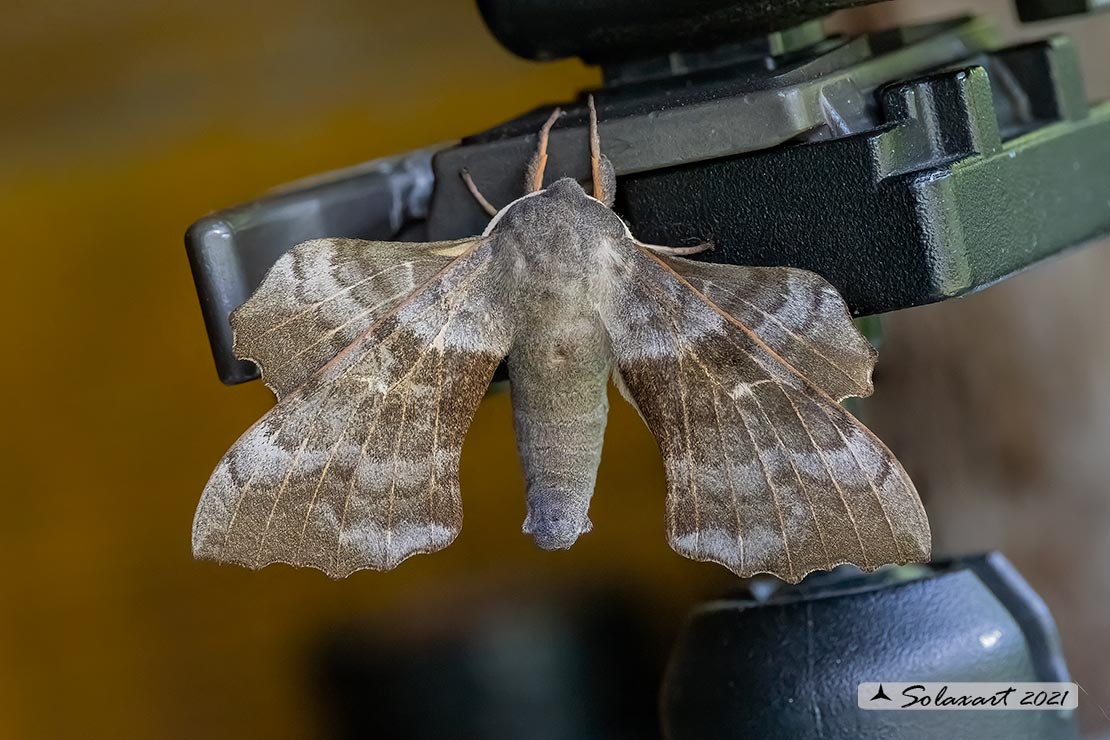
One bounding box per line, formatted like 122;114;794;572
193;97;930;583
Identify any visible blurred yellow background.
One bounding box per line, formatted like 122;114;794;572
2;1;1108;738
1;3;734;739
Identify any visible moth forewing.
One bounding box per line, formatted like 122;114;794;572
231;237;479;399
599;241;929;583
193;240;512;577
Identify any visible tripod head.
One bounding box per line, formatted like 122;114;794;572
187;1;1110;387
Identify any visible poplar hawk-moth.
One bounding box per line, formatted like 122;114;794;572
192;97;931;583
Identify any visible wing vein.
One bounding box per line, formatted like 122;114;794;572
735;389;797;582
330;257;482;570
749;388;832;564
329;406;378;570
294;385;371;558
635;246;864;408
683;352;746;574
253;434;311;565
292;258;485;558
428;340;446;523
278;239;486;400
777;384;871;568
707;281;867;393
815;401;903;560
269;290;414;365
219;410;306;555
249;258;444;339
646;261;872;571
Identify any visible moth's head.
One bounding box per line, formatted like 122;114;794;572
485;174;625;245
542;176;587;198
540;177;620;223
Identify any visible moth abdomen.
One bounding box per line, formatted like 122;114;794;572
507;314;611;550
522;487;595;551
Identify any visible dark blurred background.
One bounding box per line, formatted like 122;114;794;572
1;0;1107;738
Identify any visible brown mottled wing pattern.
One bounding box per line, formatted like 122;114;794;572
193;240;510;577
603;244;930;582
233;237;473;398
664;257;876;401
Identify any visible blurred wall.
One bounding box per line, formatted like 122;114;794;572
1;0;1107;738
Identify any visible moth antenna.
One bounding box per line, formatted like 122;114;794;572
587;95;617;207
635;239;714;256
527;107;562;192
588;95;606;203
460;168;498;217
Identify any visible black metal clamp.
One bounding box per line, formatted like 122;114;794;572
186;6;1110;386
